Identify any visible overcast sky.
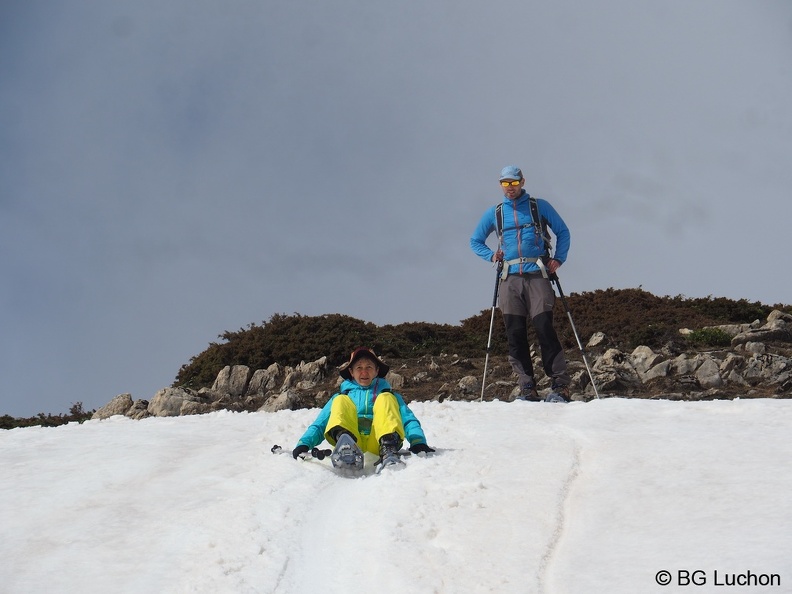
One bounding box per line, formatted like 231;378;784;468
2;1;791;417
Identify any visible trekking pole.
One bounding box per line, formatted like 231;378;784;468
549;274;600;399
480;261;503;402
271;444;332;460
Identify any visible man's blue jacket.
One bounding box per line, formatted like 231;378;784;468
470;191;570;276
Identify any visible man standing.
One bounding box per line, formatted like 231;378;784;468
470;165;572;402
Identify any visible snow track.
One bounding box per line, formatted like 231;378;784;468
2;401;791;593
537;437;584;594
290;458;383;592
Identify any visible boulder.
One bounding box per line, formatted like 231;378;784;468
670;354;698;376
413;371;430;382
295;357;328;384
719;353;745;375
387;371;405;391
148;387;201;417
212;365;251;396
247;363;283;395
458;375;480;397
591;348;641;392
586;332;610;349
731;310;792;347
744;342;766;355
630;346;664;374
642;360;671;383
92;393;133;419
126;399;151;420
695;355;723;389
259;390;301;413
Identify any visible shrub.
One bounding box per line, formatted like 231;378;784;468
175;313;380;389
168;288;788;391
685;328;732;348
1;402;94;430
685;296;771;324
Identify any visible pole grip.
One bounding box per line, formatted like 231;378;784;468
491;261;503;306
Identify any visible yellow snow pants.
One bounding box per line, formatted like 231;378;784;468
323;392;405;455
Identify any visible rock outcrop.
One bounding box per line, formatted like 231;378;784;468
92;310;792;419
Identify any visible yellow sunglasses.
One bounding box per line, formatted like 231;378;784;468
500;180;521;187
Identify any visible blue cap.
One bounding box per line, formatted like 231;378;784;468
499;165;523;181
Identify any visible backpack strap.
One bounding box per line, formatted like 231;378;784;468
528;195;552;257
495;195;553;280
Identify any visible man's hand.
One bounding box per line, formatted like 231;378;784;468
492;249;504;262
546;258;561;275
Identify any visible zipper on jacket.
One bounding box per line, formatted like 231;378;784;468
512;204;523;274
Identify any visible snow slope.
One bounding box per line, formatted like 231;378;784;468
1;399;790;594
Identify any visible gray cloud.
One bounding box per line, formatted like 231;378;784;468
2;0;791;416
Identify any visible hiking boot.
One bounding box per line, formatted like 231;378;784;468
545;384;570;403
328;426;350;443
331;432;364;470
377;432;404;470
517;382;540;402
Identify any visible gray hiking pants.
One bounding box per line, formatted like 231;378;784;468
499;273;570;388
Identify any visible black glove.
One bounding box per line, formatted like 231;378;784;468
292;445;309;459
410;443;435;455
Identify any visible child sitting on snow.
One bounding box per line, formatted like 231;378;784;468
292;347;434;470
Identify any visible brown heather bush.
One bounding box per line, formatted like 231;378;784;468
1;402;94;430
6;288;787;428
174;288;790;391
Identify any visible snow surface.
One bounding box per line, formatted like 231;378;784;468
1;399;790;594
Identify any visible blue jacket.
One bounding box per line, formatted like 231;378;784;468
470;191;570;276
296;377;428;448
